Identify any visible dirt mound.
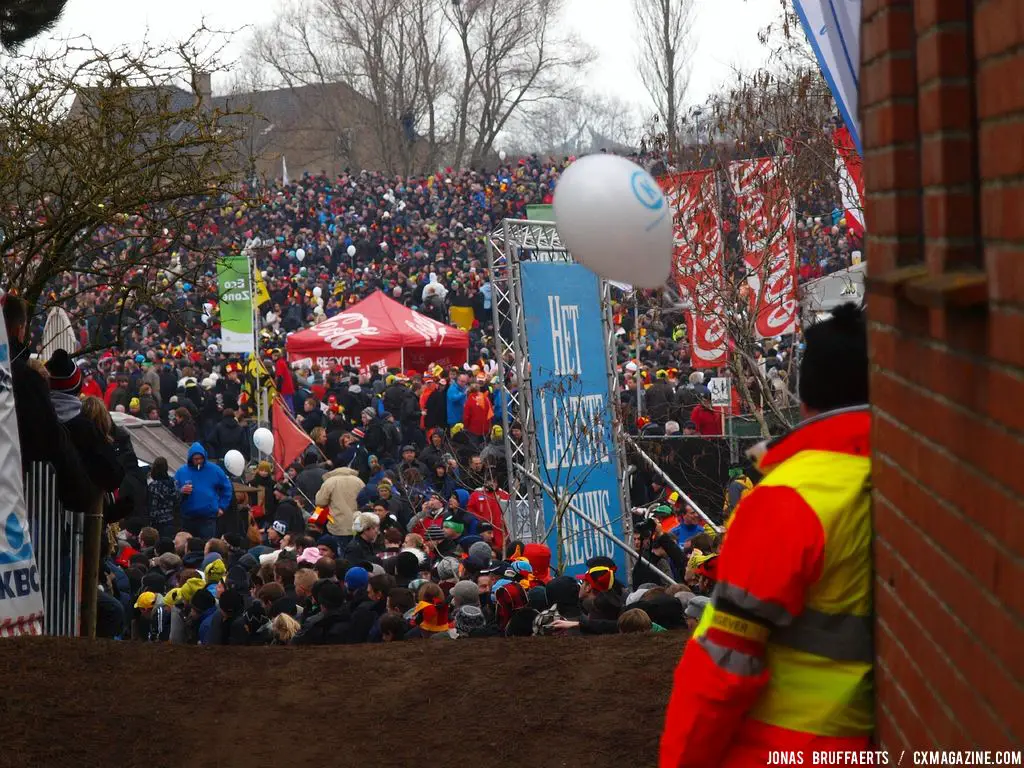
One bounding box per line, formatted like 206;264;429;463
0;634;683;768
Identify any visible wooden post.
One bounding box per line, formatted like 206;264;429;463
79;498;104;639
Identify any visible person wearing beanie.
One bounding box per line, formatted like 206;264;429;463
46;350;125;501
189;587;218;645
661;302;874;768
453;604;486;638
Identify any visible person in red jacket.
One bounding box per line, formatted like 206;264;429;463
462;381;494;438
689;388;722;435
467;477;507;552
660;303;873;768
272;350;295;412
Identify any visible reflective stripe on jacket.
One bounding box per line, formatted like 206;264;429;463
660;406;873;768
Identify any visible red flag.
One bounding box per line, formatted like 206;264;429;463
272;398;313;479
660;170;729;368
727;157;799;339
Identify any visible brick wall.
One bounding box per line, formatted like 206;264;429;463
863;0;1023;750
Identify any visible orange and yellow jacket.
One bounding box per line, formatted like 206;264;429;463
660;406;874;768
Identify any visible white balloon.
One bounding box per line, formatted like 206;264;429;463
553;154;672;289
316;296;324;307
313;305;325;316
347;245;357;257
224;449;246;478
312;286;322;298
296;248;306;262
380;242;388;250
201;313;211;325
253;427;274;454
499;150;507;162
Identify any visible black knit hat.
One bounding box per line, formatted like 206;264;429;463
45;349;82;394
190;588;215;613
798;302;868;412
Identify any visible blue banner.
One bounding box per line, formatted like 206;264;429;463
793;0;862;154
520;262;626;578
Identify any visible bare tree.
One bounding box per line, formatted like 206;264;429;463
445;0;594;168
0;31;252;354
510;93;640;156
635;0;694;160
247;0;451;174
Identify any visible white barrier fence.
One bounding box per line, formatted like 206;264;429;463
24;462;84;637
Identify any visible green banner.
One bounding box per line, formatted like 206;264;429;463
526;204;555;222
217;254;254;354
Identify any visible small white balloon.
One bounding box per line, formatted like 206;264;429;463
316;296;324;307
380;242;388;251
296;248;306;262
224;449;246;478
347;245;357;257
499;150;507;162
201;313;211;325
313;286;322;298
553;154;672;289
313;305;325;316
253;427;274;454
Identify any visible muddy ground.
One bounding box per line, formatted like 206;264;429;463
0;634;685;768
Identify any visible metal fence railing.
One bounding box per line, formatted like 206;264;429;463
24;462;84;637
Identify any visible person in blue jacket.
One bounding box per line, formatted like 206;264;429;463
174;442;233;540
446;372;468;427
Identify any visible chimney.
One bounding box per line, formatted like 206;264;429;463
192;71;212;108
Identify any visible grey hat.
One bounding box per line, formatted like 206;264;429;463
361;407;376;419
454;604;486;636
467;541;492;564
684;595;710;620
156;552;182;571
436;556;461;581
450;579;480;607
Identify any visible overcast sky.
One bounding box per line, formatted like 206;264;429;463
44;0;779;109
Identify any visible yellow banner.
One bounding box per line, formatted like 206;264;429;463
449;305;475;331
253;270;271;307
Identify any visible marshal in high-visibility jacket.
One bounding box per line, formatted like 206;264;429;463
659;405;873;767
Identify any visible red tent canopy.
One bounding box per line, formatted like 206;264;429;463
286;291;469;373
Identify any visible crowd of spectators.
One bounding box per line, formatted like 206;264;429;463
8;147;856;644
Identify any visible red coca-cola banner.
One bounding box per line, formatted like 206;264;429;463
833;126;865;238
727;157;799;339
660;170;729;369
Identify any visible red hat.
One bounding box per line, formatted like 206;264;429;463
115;545;140;568
578;565;615;593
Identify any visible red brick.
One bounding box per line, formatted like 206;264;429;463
917;25;971;83
874;564;1022;746
989;306;1024;367
876;617;969;746
922;241;982;273
915;0;970;32
977;53;1024;119
861;54;919;107
873;479;1024;674
864;191;922;236
974;0;1024;60
863;237;923;273
873;413;1024;567
980;182;1024;243
918;80;974;133
986;245;1024;303
873;536;1023;744
863;101;919;147
920;134;975;187
863;7;918;63
871;370;1024;497
922;190;977;238
865;144;922;191
979;118;1024;180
